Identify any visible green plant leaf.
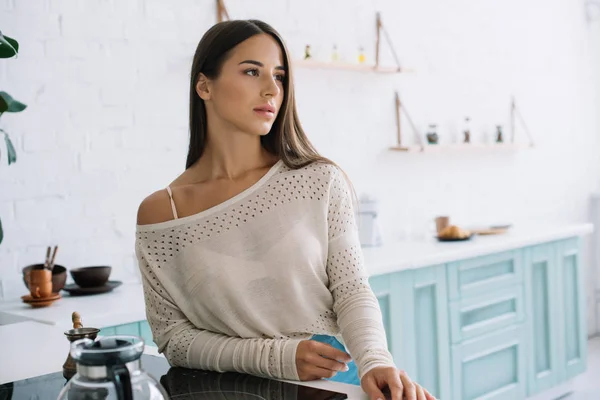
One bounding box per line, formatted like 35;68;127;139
4;133;16;165
0;217;3;245
0;91;26;114
0;32;18;58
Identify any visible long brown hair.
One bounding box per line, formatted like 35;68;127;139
186;19;334;171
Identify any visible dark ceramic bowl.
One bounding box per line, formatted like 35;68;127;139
22;264;67;293
70;266;112;288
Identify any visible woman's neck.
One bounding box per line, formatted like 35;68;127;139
190;132;277;181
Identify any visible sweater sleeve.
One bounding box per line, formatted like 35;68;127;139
325;167;396;379
136;241;302;380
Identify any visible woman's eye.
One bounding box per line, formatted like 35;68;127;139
245;69;285;82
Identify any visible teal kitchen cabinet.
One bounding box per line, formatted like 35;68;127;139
370;265;451;400
99;326;116;336
115;322;141;336
399;265;451;400
524;239;588;396
556;238;587;381
524;243;560;395
447;251;528;399
367;236;587;399
369;274;393;353
100;320;156;347
139;320;154;347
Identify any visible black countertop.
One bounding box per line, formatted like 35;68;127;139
0;354;348;400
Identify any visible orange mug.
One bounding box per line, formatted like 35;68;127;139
27;269;52;298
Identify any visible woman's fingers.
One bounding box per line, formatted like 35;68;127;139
306;351;349;372
422;386;437;400
399;370;416;400
361;375;388;400
311;341;352;363
415;383;426;400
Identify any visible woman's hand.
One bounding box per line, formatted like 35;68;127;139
361;367;436;400
295;340;353;381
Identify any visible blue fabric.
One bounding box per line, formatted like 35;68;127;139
310;334;360;386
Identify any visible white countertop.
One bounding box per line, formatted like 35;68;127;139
0;321;67;384
0;282;146;328
363;223;594;276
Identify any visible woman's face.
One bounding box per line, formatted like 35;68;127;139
199;33;286;137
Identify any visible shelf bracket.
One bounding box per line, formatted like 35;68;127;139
394;91;424;150
376;12;403;72
216;0;230;23
510;96;534;147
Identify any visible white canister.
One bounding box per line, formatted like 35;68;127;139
358;194;383;247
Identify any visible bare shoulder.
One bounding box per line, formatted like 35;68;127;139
137;189;175;226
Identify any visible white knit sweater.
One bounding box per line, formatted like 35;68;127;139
135;160;394;381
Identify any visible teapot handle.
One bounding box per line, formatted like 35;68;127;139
109;364;133;400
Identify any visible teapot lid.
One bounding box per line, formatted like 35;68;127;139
71;335;144;366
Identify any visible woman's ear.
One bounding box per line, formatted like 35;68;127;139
196;73;211;101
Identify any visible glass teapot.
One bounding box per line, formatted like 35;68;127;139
57;335;168;400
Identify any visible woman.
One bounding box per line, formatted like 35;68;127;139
136;19;435;400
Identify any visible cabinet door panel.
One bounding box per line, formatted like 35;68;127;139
524;244;559;395
452;325;527;400
395;266;450;400
557;238;587;381
369;274;393;352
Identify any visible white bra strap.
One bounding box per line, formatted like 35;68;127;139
165;186;179;219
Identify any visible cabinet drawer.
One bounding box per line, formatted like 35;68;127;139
452;325;527;400
450;286;524;343
447;250;523;300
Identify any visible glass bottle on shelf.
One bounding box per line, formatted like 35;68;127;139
358;46;366;63
304;44;311;60
332;44;339;62
463;117;471;143
426;124;439;144
496;125;504;143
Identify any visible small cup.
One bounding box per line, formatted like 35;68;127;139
27;269;53;298
435;216;450;235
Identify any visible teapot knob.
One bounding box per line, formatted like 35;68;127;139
72;311;83;329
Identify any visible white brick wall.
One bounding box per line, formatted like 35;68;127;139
1;1;600;330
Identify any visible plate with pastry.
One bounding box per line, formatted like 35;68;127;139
436;225;475;242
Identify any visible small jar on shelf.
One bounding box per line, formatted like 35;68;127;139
463;117;471;143
331;44;339;62
358;46;366;64
426;124;439;144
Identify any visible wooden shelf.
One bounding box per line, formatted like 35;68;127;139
294;59;410;74
389;143;534;153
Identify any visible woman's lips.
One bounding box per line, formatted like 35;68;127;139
253;109;275;119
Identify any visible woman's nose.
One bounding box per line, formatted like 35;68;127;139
261;75;280;98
